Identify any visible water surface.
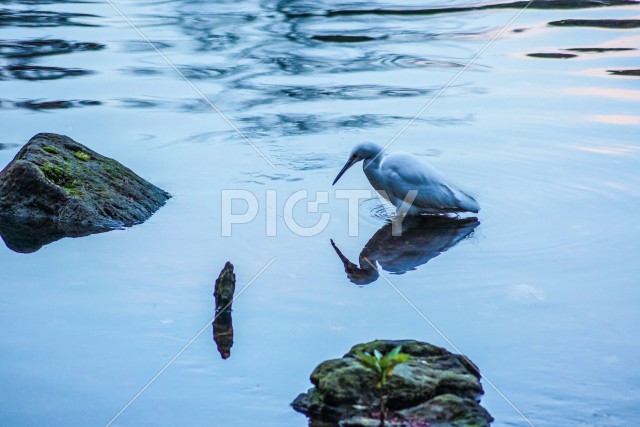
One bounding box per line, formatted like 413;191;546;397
1;0;639;426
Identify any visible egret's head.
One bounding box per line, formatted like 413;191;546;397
332;142;383;185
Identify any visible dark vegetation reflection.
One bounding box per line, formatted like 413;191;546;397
331;216;479;285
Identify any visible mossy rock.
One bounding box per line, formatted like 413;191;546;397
292;340;492;427
0;133;170;252
397;394;493;427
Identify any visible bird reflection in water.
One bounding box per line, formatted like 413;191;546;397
331;216;479;285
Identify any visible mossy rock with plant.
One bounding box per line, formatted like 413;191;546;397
292;339;492;427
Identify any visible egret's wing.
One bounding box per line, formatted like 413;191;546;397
381;153;478;212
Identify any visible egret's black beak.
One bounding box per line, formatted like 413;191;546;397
332;158;357;185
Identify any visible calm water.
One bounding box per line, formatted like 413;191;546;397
1;0;639;426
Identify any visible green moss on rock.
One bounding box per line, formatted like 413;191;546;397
74;150;91;161
40;162;71;186
43;146;59;154
65;187;85;198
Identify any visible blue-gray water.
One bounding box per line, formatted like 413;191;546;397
1;0;639;426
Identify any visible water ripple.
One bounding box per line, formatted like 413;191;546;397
0;38;104;58
0;9;100;27
238;113;424;137
263;51;477;75
3;99;101;110
280;0;640;18
122;65;235;80
0;65;93;81
237;84;432;108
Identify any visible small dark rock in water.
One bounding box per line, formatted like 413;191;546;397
292;339;492;427
214;261;236;311
527;52;577;59
0;133;170;251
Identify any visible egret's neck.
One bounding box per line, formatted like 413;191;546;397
362;154;385;191
362;152;383;171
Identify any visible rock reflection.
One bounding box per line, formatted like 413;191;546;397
331;216;479;285
0;217;109;253
213;309;234;360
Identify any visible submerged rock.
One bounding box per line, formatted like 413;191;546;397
292;340;492;427
0;133;170;251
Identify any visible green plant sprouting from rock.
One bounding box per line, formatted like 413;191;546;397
354;345;410;389
354;345;410;426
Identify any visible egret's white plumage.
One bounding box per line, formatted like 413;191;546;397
333;142;479;215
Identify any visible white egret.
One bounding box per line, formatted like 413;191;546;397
333;142;479;215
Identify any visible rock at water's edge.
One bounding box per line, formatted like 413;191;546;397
0;133;170;251
292;339;493;427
